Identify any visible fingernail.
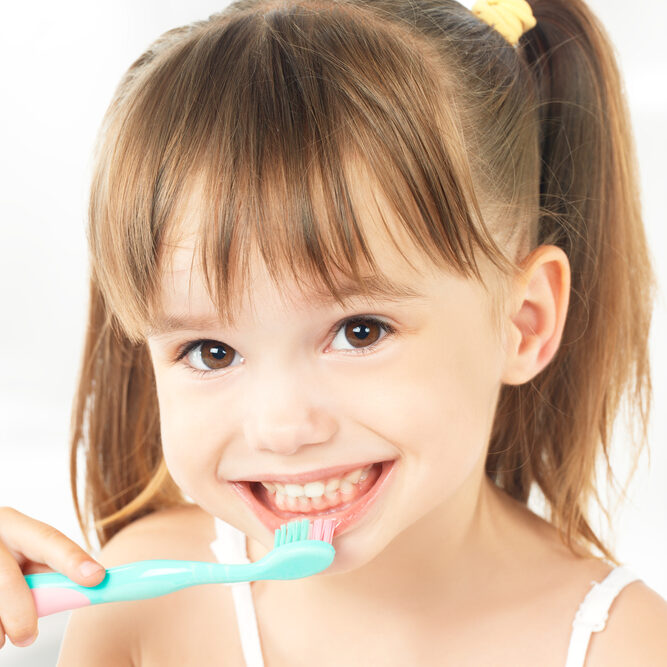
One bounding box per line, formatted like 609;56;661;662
79;561;104;577
14;633;37;647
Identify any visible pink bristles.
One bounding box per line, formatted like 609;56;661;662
308;518;338;543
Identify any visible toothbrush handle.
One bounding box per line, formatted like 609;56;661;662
25;560;263;617
28;584;94;618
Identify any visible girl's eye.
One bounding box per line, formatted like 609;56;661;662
174;316;395;378
329;317;395;352
176;340;242;377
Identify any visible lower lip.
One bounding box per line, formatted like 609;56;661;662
230;460;397;538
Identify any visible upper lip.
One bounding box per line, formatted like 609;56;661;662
229;460;389;485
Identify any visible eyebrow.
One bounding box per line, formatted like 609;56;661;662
146;279;427;337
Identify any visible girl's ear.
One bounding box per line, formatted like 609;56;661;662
500;244;571;386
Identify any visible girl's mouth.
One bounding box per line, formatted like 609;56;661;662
230;460;397;538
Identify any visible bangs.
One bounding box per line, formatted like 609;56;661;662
88;3;513;344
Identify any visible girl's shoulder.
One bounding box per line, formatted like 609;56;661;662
577;566;667;667
471;493;667;666
441;548;666;667
104;503;217;554
509;528;667;667
59;504;245;666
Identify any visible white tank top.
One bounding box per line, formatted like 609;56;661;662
208;516;640;667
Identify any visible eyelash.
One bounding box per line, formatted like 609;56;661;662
172;316;397;378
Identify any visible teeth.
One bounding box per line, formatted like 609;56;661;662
325;488;340;501
303;481;326;498
284;484;304;498
344;468;362;484
325;478;340;493
340;480;355;495
260;464;373;500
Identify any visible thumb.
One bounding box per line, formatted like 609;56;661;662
71;558;107;587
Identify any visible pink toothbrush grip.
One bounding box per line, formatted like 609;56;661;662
31;588;92;617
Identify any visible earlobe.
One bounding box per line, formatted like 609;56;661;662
500;245;571;386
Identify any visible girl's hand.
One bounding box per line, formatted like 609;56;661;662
0;506;105;650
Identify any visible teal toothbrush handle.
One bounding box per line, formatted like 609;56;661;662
25;559;267;618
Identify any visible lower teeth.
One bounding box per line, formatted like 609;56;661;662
269;489;355;514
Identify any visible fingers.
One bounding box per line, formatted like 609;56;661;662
0;507;105;585
0;507;106;650
0;548;38;648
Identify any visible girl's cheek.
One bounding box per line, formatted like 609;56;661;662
160;440;192;495
154;385;216;487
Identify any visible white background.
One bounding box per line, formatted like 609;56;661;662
1;1;665;664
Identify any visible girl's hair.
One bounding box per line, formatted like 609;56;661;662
71;0;656;563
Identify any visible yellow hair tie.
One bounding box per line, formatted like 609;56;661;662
471;0;537;46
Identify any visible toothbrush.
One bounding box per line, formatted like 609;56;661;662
25;518;336;618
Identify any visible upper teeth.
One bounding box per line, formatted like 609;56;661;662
260;464;373;499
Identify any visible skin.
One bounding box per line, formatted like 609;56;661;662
144;172;573;651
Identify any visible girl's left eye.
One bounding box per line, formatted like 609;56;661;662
329;316;395;353
173;316;396;378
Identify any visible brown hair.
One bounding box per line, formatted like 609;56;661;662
71;0;656;564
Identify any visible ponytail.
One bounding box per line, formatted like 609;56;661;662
487;0;657;562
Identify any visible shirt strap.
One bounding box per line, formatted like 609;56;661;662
564;565;641;667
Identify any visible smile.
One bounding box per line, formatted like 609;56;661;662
230;459;397;537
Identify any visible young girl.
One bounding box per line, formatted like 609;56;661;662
1;0;665;664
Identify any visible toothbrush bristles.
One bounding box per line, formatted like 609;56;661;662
308;517;336;544
274;518;337;547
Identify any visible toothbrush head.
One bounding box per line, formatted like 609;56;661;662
273;518;337;548
266;518;337;580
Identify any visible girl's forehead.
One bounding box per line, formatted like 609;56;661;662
156;232;432;321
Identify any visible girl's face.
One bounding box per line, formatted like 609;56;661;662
145;190;512;575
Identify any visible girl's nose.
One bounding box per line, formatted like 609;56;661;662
242;369;338;456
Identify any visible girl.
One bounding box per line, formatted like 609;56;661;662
1;0;665;664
